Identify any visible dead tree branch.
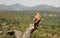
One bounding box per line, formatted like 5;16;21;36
8;12;41;38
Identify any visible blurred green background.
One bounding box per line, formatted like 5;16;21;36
0;11;60;38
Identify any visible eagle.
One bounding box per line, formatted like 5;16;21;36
34;11;41;28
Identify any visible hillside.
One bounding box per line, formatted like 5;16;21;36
0;3;60;12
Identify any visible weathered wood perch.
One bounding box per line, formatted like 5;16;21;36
8;12;41;38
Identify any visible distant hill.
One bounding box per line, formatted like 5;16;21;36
0;3;60;12
0;3;30;11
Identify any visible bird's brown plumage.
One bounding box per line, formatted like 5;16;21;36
34;11;41;24
33;11;41;28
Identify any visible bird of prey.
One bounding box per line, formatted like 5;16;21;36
34;11;41;28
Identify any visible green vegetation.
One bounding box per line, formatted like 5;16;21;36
0;11;60;38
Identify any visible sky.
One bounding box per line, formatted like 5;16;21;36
0;0;60;7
